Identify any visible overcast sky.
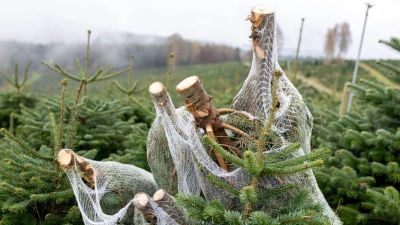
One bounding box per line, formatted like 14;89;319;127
1;0;399;59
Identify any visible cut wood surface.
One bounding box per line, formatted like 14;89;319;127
149;82;169;106
176;76;228;171
248;5;275;59
153;189;187;225
176;76;213;118
250;5;275;26
134;192;157;224
57;149;97;186
231;3;276;112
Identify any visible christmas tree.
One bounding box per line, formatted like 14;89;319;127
0;32;153;224
59;5;341;225
314;37;400;224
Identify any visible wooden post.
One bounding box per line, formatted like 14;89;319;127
339;82;351;116
292;18;305;85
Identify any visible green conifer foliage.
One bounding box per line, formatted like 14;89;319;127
176;142;332;224
0;55;152;223
168;71;333;225
0;80;85;224
0;61;37;130
314;37;400;224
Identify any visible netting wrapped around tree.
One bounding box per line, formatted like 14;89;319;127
58;4;341;225
58;149;157;224
147;4;339;224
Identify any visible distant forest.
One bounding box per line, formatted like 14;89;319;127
0;33;241;72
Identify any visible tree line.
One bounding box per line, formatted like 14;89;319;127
0;33;241;72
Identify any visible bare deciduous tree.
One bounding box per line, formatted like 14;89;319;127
337;22;352;61
324;28;336;64
324;22;351;64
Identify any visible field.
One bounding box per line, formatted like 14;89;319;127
1;57;400;224
23;59;397;111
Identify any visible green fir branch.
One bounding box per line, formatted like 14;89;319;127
239;186;257;204
262;159;324;175
266;147;330;169
379;37;400;53
248;211;277;224
0;128;53;161
24;163;59;176
243;151;261;175
113;80;128;93
13;64;19;89
202;135;244;166
202;200;225;223
0;68;14;86
5;199;33;213
223;210;243;225
359;79;386;93
129;97;156;118
86;68;104;83
76;58;85;77
54;64;81;81
376;60;400;76
30;189;74;202
265;142;301;163
206;173;241;196
20;60;32;88
30;177;53;190
57;79;68;154
68;78;86;149
257;183;296;204
0;182;31;197
96;68;130;81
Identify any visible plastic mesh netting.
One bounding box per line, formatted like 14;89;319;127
64;155;157;224
62;4;341;225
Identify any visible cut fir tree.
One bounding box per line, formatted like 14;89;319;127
60;4;341;225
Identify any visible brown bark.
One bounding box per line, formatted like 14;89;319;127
57;149;97;187
176;76;228;171
148;82;180;194
153;189;188;225
176;76;214;119
217;108;251;119
231;4;276;112
176;76;258;170
149;82;169;107
134;192;157;224
247;5;275;59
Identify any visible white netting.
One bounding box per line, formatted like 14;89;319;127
62;5;341;225
64;156;158;224
146;6;340;224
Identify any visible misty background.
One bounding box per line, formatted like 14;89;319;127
0;0;399;72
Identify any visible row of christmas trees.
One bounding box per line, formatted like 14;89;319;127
314;37;400;224
0;32;154;224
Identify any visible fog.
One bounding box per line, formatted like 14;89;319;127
0;0;399;65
